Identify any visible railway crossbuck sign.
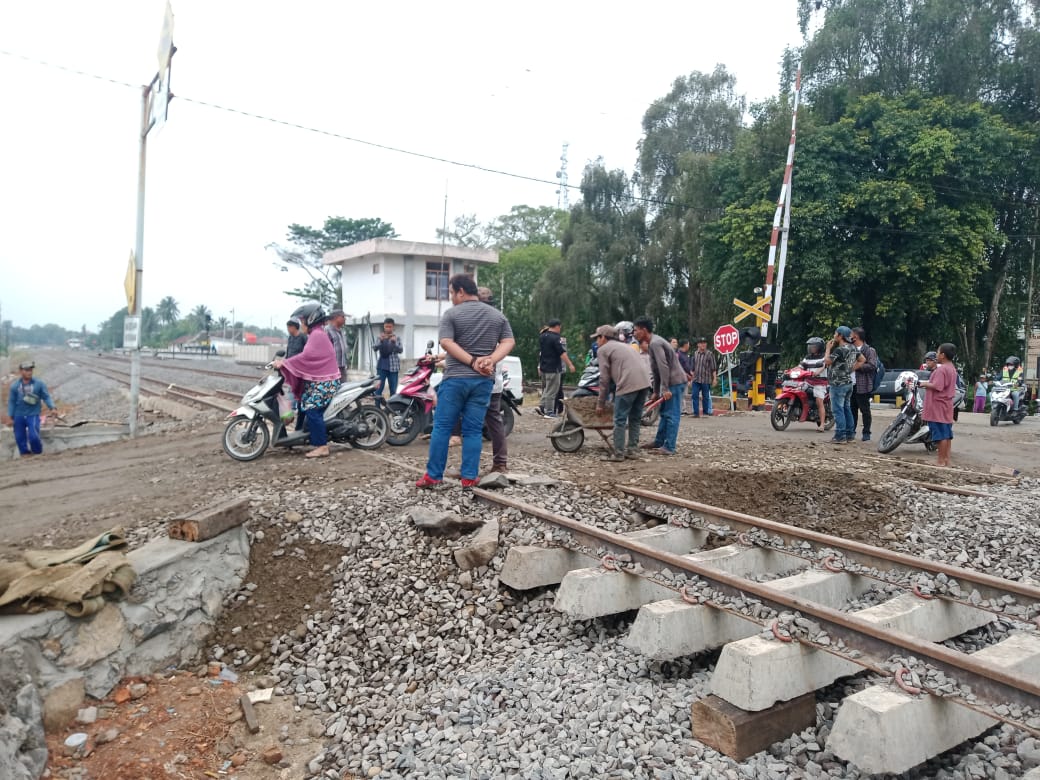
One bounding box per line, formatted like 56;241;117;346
714;324;740;355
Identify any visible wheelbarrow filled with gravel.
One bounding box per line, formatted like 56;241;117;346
547;395;663;454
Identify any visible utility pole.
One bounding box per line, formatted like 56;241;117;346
128;2;175;437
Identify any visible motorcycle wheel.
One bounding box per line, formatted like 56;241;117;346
770;401;792;431
550;418;585;453
990;407;1000;426
824;412;835;431
222;416;270;461
924;440;938;452
877;417;912;454
1013;415;1022;424
641;404;660;427
345;405;389;449
386;400;424;446
501;404;515;437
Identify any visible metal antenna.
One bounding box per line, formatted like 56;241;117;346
555;142;569;210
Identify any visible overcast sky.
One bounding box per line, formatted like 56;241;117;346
0;1;802;332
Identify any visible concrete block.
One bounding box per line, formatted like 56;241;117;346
500;546;594;590
829;632;1040;775
627;563;865;660
499;527;707;591
712;591;993;712
555;568;674;618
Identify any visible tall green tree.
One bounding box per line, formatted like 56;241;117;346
268;216;398;307
537;162;649;341
485;205;568;250
638;66;747;338
156;296;179;326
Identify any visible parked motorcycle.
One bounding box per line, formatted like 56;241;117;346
769;366;834;431
877;371;965;454
989;381;1027;426
222;360;389;461
386;341;520;445
570;357;660;426
386;342;439;446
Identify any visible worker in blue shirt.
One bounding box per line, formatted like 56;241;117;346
6;361;58;456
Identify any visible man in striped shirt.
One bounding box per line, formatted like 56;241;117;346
417;275;515;490
689;336;717;418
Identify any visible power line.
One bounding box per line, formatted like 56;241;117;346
4;47;1038;236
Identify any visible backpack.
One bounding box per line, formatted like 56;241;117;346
870;350;885;393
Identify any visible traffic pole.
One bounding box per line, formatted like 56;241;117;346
128;82;149;438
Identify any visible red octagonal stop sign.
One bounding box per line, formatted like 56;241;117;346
714;324;740;355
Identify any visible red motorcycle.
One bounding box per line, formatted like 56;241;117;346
770;366;834;431
386;342;438;446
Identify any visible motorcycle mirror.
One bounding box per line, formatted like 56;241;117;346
274;349;286;358
426;340;434;348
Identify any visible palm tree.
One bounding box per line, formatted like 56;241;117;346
190;304;212;332
217;316;229;337
157;296;180;326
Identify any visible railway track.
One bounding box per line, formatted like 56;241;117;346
71;356;240;413
367;449;1040;772
97;352;261;383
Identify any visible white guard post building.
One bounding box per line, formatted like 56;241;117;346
323;239;499;373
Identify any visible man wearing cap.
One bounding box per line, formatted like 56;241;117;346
824;326;864;444
325;309;350;382
634;316;688;455
5;361;58;457
537;319;575;417
689;336;717;418
372;316;403;407
594;325;651;461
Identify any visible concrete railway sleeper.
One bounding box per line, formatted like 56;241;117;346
620;485;1040;621
471;487;1040;732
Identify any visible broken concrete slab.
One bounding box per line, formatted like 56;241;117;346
477;472;510;489
405;506;482;535
453;519;500;571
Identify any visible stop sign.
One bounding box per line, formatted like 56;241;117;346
714;324;740;355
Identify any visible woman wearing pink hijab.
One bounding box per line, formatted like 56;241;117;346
272;303;341;458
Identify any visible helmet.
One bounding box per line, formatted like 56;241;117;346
614;321;634;342
923;351;937;362
806;337;825;356
894;370;919;394
1006;356;1021;366
291;302;327;329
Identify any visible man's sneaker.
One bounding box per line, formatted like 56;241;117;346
829;436;844;443
624;449;641;460
862;433;871;442
460;478;479;490
600;453;626;462
651;447;675;456
639;441;661;450
489;464;508;473
543;412;558;418
415;474;443;489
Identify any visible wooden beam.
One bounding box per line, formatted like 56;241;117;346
167;497;250;542
691;694;815;761
911;481;992;498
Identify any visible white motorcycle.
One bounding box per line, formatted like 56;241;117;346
222;359;389;461
989;381;1027;426
877;371;964;454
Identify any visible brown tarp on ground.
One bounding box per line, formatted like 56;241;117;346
0;528;136;617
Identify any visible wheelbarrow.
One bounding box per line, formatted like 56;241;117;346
548;395;664;453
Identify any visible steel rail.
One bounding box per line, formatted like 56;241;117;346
619;485;1040;610
472;487;1040;714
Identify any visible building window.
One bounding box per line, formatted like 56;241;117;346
426;261;450;300
463;263;475;276
372;263;380;274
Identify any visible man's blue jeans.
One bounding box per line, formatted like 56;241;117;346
830;383;855;440
426;376;493;480
690;382;713;417
375;369;398;407
652;383;686;452
13;414;43;455
613;388;649;453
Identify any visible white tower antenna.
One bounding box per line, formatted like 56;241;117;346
555;142;569;210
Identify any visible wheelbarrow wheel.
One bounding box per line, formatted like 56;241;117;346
550;418;585;453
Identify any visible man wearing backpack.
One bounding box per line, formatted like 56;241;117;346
849;327;879;442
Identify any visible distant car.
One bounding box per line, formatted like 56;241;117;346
875;369;930;404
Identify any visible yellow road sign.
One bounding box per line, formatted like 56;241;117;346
733;295;772;324
124;251;137;314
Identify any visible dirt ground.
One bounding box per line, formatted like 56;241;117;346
2;371;1038;778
